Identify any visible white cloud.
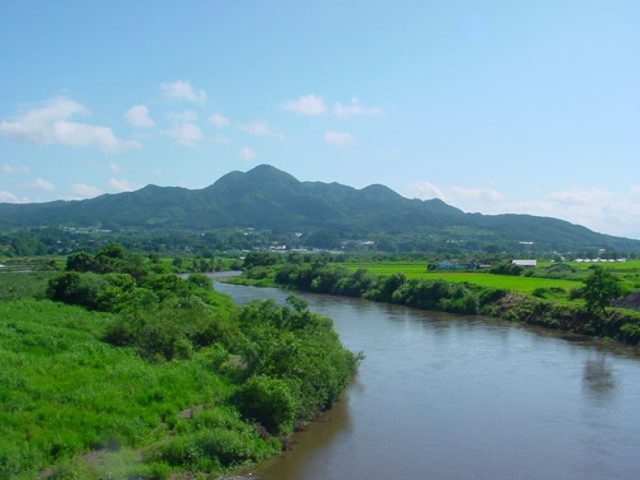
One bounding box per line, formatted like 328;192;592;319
124;105;155;128
70;183;101;199
108;178;138;192
238;146;256;161
449;186;505;202
333;98;384;117
163;123;204;147
107;162;121;173
239;121;283;139
210;112;230;128
160;80;207;104
405;181;446;201
405;181;640;238
240;121;271;136
1;164;31;174
166;110;198;123
0;191;29;203
23;178;55;192
324;130;352;146
0;97;140;152
281;94;327;115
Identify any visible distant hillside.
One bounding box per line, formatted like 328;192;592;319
1;164;639;252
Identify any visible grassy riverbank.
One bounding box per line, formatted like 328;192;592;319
0;248;357;479
233;255;640;347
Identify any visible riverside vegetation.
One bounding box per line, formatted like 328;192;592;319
236;253;640;347
0;245;358;479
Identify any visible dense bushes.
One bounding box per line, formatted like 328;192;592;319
272;262;500;316
237;297;358;421
489;262;524;276
232;376;295;434
6;246;358;478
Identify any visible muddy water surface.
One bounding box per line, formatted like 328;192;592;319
214;281;640;480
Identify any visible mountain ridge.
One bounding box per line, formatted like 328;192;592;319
1;164;638;251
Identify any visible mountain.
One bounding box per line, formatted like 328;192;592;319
1;164;638;252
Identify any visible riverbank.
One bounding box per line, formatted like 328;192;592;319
0;252;357;478
225;264;640;348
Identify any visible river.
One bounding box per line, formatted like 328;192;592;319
212;279;640;480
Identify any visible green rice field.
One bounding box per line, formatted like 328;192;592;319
341;262;582;294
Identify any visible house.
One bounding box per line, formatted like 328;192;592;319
434;261;477;271
512;259;537;267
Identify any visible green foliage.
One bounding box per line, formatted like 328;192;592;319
46;272;111;310
0;272;57;301
619;322;640;346
238;298;358;419
243;252;279;268
489;262;524;276
4;247;356;478
232;376;296;434
65;244;149;281
5;164;638;254
187;273;213;289
157;428;259;469
582;267;624;314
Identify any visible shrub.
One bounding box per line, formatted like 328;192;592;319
478;287;508;306
232;376;295;435
159;429;256;468
46;272;111;310
489;262;523;276
187;273;213;289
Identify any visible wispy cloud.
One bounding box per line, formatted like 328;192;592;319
210;112;230;128
239;121;283;139
449;186;505;203
0;97;141;152
324;130;352;146
0;191;29;203
238;146;256;161
124;104;155;128
281;94;327;115
107;162;121;173
333;98;384;117
160;80;207;104
405;181;640;237
165;110;198;123
70;183;101;199
23;178;55;192
0;164;31;174
164;123;204;148
108;178;138;192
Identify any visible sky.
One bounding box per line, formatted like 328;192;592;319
1;1;639;238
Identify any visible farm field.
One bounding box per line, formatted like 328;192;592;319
340;262;582;294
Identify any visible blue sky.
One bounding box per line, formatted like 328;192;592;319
1;1;639;238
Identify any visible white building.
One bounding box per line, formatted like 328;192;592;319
512;259;537;267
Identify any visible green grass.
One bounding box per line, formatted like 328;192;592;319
0;272;58;301
0;299;273;479
1;265;357;479
341;262;582;294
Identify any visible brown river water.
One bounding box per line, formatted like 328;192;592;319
212;279;640;480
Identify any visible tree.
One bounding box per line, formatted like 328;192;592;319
582;267;623;315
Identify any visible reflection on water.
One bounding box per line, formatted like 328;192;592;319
582;355;617;404
213;281;640;480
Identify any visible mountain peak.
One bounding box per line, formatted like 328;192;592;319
245;164;299;183
0;165;638;251
360;183;402;198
